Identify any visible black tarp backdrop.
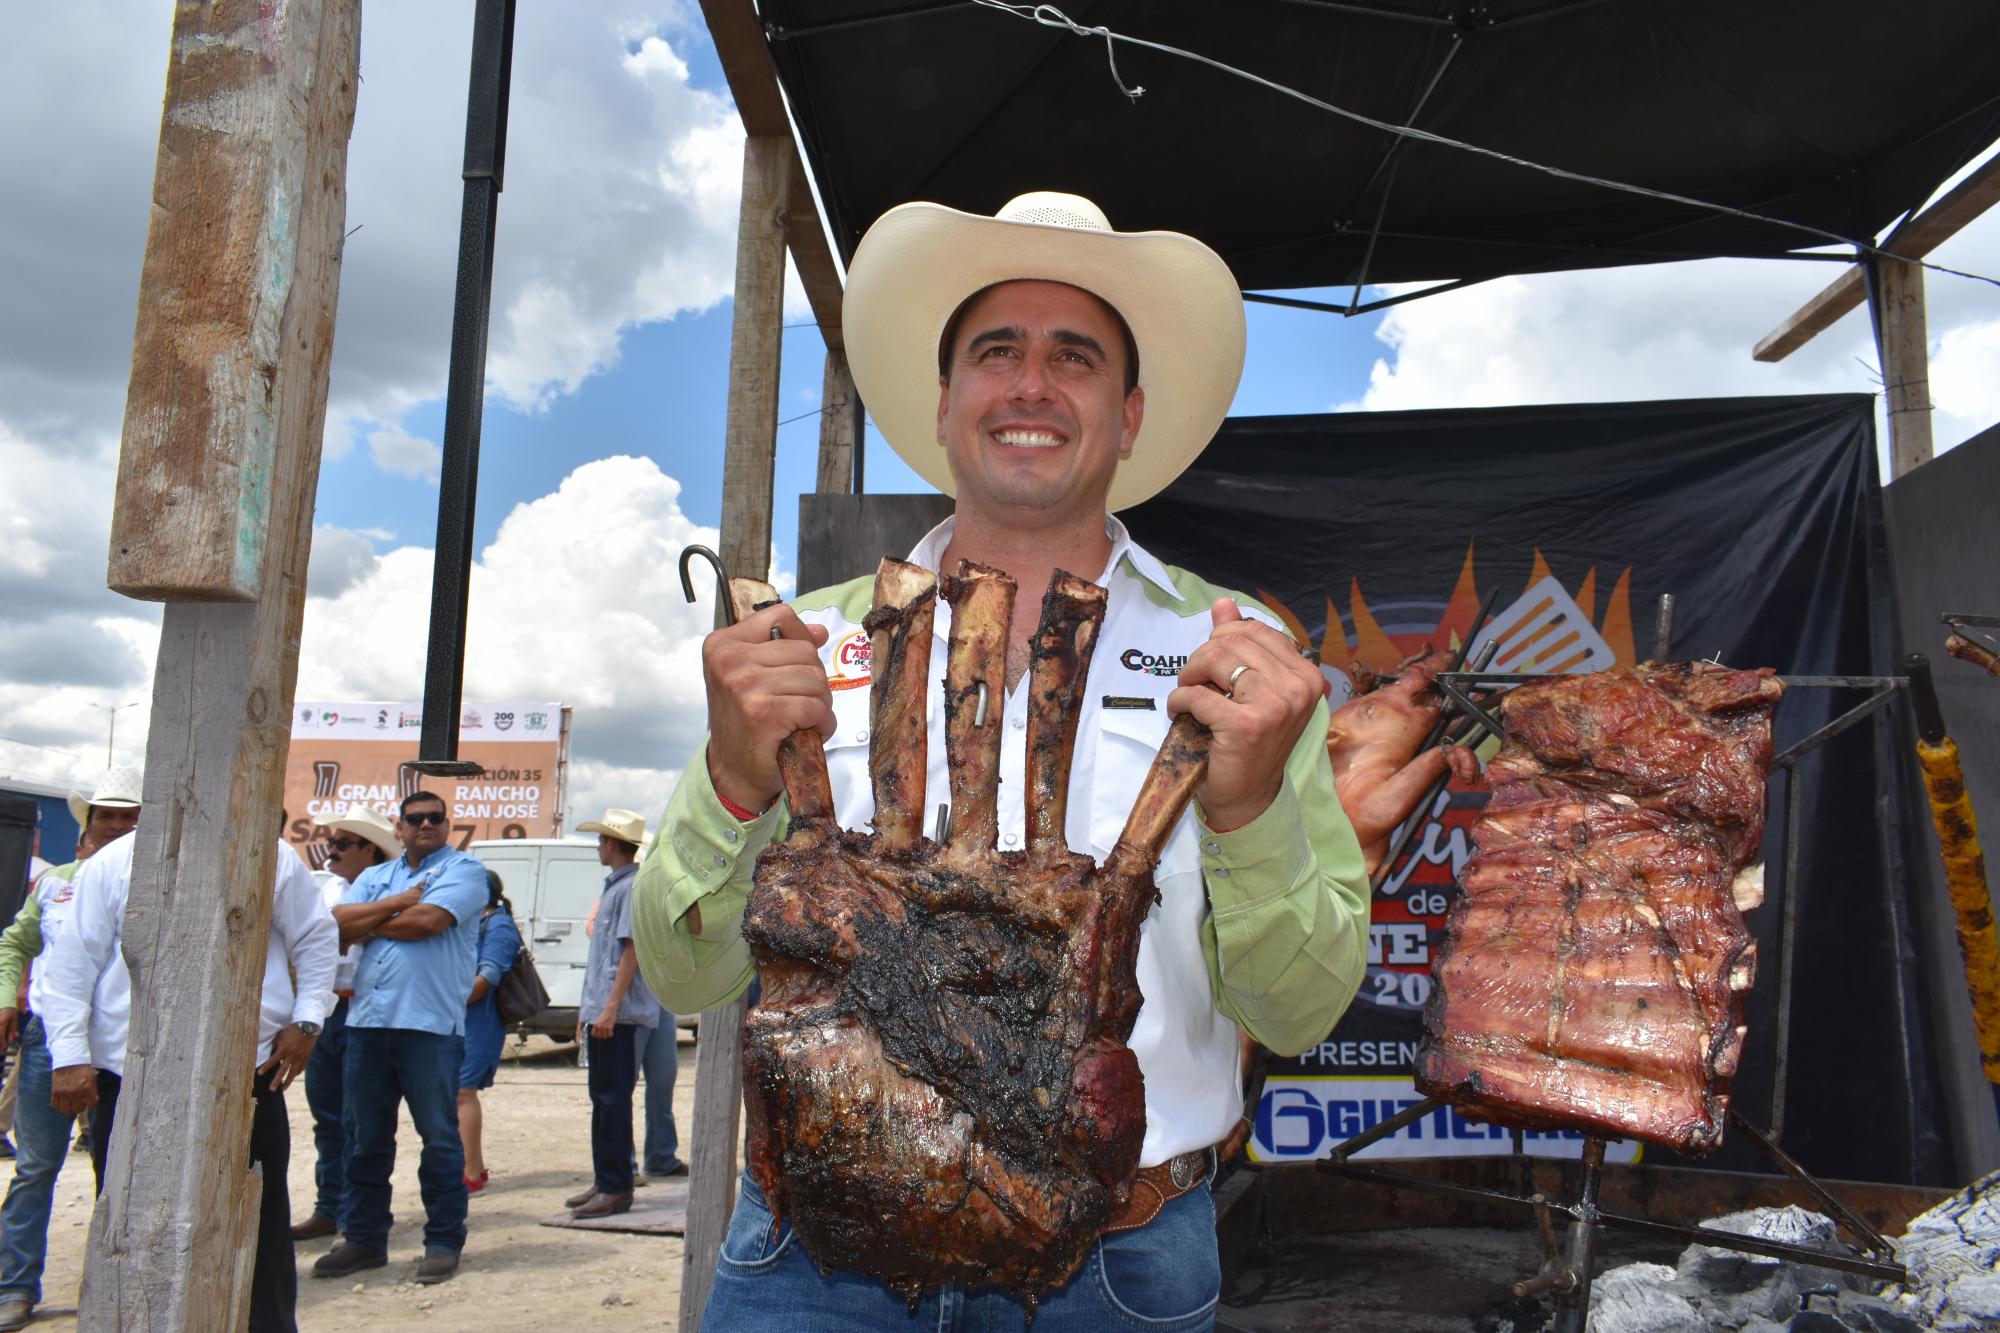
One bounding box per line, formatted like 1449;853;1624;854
0;794;35;929
1124;394;1950;1186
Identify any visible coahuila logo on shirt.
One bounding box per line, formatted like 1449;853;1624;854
1120;647;1188;677
828;628;873;691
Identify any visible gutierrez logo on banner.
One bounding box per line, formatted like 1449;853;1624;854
828;629;873;691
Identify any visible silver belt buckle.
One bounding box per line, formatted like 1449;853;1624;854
1169;1151;1197;1191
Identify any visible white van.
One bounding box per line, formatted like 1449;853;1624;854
467;838;603;1037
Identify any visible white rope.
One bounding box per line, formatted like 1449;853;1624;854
970;0;1999;291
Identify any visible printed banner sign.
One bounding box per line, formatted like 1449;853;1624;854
1127;396;1934;1182
282;702;569;866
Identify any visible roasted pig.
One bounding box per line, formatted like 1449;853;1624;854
1414;662;1784;1151
1327;647;1480;870
739;558;1210;1305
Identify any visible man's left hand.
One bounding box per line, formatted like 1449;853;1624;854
258;1023;317;1092
590;1008;616;1040
1169;599;1325;832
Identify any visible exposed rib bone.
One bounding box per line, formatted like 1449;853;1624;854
864;558;937;851
730;576;835;831
1107;713;1211;878
1024;573;1106;857
941;561;1014;858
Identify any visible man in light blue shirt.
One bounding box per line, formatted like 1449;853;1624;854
313;790;486;1287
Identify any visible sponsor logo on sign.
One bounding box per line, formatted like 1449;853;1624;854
828;629;873;691
462;710;483;729
321;711;340;726
375;709;390;730
314;761;341;799
299;707;313;725
399;711;422;729
494;711;515;732
525;711;549;731
1119;648;1188;677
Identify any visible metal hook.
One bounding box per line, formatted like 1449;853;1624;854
679;545;735;627
935;803;952;844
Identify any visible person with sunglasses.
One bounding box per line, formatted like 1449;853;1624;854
289;808;398;1244
317;789;487;1287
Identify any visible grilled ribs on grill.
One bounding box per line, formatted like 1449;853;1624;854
738;558;1211;1306
1415;662;1784;1151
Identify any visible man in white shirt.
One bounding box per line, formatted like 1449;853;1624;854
41;829;337;1333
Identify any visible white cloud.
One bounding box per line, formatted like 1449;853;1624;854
307;524;383;598
296;456;788;824
366;426;442;482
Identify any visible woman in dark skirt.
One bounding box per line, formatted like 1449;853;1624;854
459;869;521;1193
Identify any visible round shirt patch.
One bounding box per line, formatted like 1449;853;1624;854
828;628;873;691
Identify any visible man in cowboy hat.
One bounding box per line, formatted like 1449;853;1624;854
563;808;663;1219
290;807;399;1243
0;767;142;1333
634;193;1374;1328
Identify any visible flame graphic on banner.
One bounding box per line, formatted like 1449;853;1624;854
1258;542;1637;682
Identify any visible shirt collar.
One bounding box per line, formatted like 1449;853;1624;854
402;844;457;874
604;862;637;890
905;514;1181;602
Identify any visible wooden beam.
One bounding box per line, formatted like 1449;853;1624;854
678;131;790;1333
1876;258;1935;477
815;348;862;495
1755;152;2000;363
83;1;360;1326
699;0;845;349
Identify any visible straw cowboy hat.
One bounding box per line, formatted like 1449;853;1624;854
67;766;143;825
577;808;647;848
315;806;401;860
842;191;1247;513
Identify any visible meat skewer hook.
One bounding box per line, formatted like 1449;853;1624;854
679;544;736;627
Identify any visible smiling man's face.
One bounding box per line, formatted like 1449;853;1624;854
935;280;1143;526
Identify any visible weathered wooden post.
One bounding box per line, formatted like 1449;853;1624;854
677;130;790;1330
1871;257;1934;478
89;1;360;1326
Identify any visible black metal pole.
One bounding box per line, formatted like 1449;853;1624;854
417;0;517;769
1551;1137;1606;1332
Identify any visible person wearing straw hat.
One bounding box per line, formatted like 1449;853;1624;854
564;808;662;1219
0;768;141;1333
290;807;399;1243
635;193;1370;1330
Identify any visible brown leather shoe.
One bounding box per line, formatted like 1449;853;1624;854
570;1191;633;1219
562;1185;598;1209
289;1213;337;1241
414;1249;460;1285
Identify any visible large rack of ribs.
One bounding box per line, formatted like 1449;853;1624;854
1414;662;1785;1152
738;558;1212;1306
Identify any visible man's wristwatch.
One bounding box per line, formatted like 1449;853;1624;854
293;1021;322;1037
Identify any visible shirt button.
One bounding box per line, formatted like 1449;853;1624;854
723;828;739;844
856;729;870;743
1204;840;1221;855
713;853;728;868
1211;867;1230;879
1002;832;1019;847
1011;717;1024;730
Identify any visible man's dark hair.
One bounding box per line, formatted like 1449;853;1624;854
399;790;446;819
937;282;1140;393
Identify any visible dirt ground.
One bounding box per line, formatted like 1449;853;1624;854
24;1032;699;1331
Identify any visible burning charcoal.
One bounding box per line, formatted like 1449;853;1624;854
1897;1168;2000;1331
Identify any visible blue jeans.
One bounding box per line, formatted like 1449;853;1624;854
586;1025;638;1196
342;1027;466;1256
0;1019;77;1304
304;996;349;1224
703;1166;1221;1332
633;1020;681;1174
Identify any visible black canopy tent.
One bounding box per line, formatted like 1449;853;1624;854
761;0;2000;301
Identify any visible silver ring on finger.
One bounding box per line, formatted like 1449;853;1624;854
1227;663;1253;696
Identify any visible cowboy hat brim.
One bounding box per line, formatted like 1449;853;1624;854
577;820;643;847
314;813;402;861
843;201;1246;514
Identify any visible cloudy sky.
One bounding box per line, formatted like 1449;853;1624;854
3;2;1994;831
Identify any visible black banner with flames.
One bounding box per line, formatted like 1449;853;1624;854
1125;394;1947;1185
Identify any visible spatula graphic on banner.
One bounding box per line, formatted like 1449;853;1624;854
1468;575;1616;676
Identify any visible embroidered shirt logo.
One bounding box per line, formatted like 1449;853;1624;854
828;629;873;691
1120;648;1189;677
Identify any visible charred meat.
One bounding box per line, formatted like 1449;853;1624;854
740;558;1211;1305
1415;662;1783;1151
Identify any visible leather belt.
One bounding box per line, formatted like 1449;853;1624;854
1104;1147;1214;1234
333;989;354;1000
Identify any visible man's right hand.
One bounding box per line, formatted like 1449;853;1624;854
0;1007;17;1050
702;602;835;812
51;1065;98;1117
